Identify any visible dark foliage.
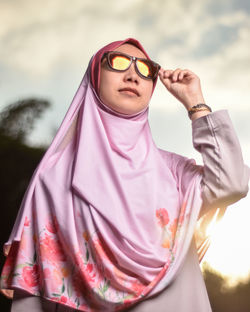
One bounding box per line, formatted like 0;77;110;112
203;263;250;311
0;98;50;143
0;98;49;311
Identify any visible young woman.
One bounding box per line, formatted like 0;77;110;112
1;38;249;312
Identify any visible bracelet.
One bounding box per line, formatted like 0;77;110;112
188;103;212;119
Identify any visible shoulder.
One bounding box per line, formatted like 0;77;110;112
158;148;195;167
158;148;198;178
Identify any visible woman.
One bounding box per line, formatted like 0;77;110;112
1;38;249;311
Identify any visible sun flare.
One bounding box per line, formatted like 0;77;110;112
201;194;250;286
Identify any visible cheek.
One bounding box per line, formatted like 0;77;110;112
99;73;110;100
143;82;153;100
99;70;117;97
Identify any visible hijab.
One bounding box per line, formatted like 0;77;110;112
0;38;219;311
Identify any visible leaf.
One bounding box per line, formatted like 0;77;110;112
16;264;27;269
103;280;110;292
75;297;80;307
61;283;65;294
97;286;104;298
76;298;80;308
52;293;60;297
33;251;37;263
86;248;89;262
123;294;134;300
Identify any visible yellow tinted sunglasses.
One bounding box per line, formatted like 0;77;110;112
101;51;161;80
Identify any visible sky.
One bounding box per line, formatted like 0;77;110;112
1;0;250;285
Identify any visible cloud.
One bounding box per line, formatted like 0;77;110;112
1;0;249;79
207;0;250;15
0;0;143;76
0;0;250;146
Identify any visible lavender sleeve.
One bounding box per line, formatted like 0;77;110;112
192;109;250;215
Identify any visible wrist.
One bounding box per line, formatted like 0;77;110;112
183;93;206;110
190;110;211;121
187;103;212;120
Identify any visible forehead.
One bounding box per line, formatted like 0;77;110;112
114;43;148;59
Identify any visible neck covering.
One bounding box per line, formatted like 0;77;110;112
0;38;218;311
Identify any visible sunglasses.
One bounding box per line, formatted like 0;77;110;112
101;51;161;80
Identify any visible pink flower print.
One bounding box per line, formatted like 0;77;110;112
82;230;90;242
61;267;70;278
72;273;83;297
130;279;145;296
2;246;16;270
161;237;170;249
169;218;178;239
45;215;59;234
40;233;66;263
75;252;85;272
48;268;62;294
24;216;30;227
22;264;40;288
60;295;67;304
85;263;96;283
72;273;92;301
43;267;51;279
91;237;115;263
72;266;98;303
74;260;97;287
113;266;128;284
156;208;169;228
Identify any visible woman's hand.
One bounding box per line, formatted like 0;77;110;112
0;289;14;299
0;244;14;299
158;68;206;111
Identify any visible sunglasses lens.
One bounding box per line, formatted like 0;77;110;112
137;60;150;78
110;54;131;70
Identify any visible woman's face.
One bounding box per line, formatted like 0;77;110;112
99;43;154;115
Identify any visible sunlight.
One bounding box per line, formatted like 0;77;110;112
205;208;221;236
202;195;250;286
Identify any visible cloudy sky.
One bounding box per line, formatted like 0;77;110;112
1;0;250;283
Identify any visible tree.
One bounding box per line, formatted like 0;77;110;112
0;98;50;144
0;98;51;310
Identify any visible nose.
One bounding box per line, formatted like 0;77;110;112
123;62;139;84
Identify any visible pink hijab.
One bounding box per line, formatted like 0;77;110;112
1;38;210;311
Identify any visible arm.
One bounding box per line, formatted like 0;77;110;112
192;109;250;215
158;68;249;214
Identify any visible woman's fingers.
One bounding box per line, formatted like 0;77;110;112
159;68;194;82
179;70;188;80
163;70;174;79
159;68;173;79
171;68;182;81
0;288;14;299
179;69;195;80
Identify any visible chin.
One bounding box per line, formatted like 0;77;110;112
118;106;144;115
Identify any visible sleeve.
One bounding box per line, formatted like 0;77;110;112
191;109;250;215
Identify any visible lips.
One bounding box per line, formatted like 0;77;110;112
118;88;140;96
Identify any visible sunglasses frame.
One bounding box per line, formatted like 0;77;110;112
101;51;161;80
